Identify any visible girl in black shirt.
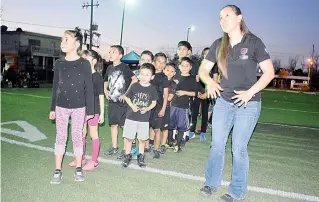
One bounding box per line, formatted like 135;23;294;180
49;30;94;184
68;50;105;171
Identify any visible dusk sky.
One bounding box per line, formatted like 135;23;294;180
2;0;319;67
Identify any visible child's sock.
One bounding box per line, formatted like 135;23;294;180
92;138;100;163
168;130;174;145
176;131;184;147
149;139;154;146
82;136;86;160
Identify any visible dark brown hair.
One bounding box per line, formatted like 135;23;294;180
64;29;83;55
217;5;248;79
81;49;103;76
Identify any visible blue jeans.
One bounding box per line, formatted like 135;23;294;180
205;98;261;200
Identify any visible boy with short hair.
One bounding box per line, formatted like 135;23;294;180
172;41;200;144
168;57;202;152
104;45;138;157
148;52;169;159
172;41;199;78
131;50;154;157
122;63;158;167
133;50;154;78
159;62;177;154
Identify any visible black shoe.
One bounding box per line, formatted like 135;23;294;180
117;150;125;160
153;150;160;159
121;154;132;168
200;186;216;197
159;145;166;154
137;153;146;167
173;146;182;153
185;135;190;142
181;139;186;147
104;147;119;156
145;144;154;153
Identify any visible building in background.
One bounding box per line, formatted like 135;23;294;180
1;26;63;82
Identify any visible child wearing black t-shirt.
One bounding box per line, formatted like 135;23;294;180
122;63;158;168
103;45;138;158
168;57;202;152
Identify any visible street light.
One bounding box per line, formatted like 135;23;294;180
120;0;135;46
186;25;195;42
307;58;314;88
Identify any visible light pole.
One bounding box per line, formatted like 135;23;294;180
82;0;99;50
120;0;135;46
307;58;314;88
119;0;126;46
186;25;195;42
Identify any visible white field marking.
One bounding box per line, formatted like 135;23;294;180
0;121;47;141
2;92;51;99
2;92;108;106
258;122;319;131
1;137;319;202
263;107;319;114
304;92;317;95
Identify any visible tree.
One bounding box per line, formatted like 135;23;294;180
293;69;305;76
171;53;178;62
278;69;289;77
272;58;281;73
288;55;299;73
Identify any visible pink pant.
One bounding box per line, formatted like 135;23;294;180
54;106;85;156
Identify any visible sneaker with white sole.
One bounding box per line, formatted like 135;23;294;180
104;147;119;156
200;132;207;142
50;169;62;184
219;194;243;202
189;132;195;139
82;160;99;171
200;185;217;197
74;167;85;182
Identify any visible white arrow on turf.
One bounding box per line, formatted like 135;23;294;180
0;120;47;142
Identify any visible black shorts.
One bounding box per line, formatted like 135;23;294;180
108;102;127;126
150;105;169;130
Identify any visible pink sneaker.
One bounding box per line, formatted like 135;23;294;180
83;160;99;171
68;159;87;167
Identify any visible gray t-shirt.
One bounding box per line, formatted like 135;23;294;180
125;82;158;122
206;32;271;102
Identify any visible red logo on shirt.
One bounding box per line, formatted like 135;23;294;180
240;48;248;55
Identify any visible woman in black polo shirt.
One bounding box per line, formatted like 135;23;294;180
198;5;275;202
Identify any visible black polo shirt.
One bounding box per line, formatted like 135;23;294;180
206;32;270;102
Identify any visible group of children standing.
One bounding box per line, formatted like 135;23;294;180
49;29;217;184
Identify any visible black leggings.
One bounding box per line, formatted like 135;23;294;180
190;97;209;133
